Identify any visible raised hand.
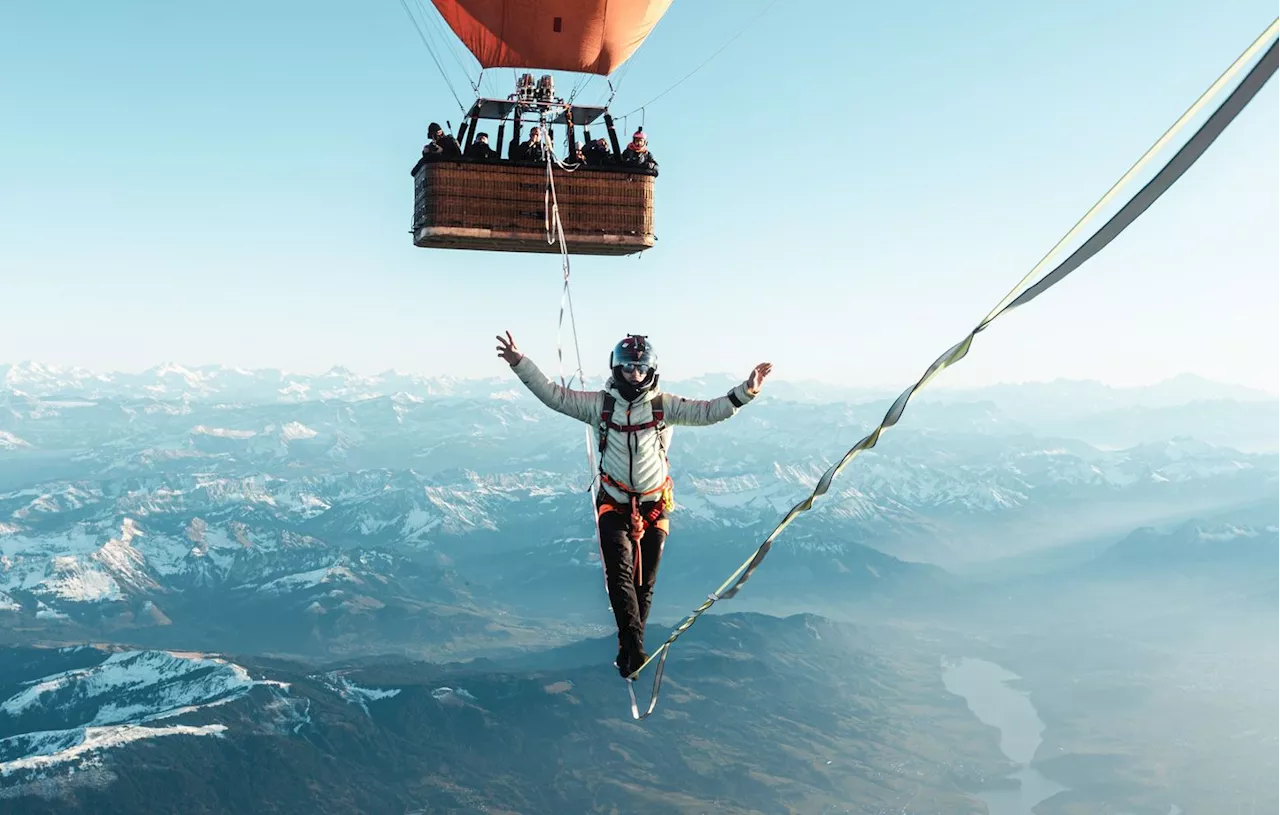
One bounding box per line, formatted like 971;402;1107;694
495;330;523;366
746;362;773;395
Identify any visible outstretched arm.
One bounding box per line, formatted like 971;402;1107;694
497;331;600;425
665;362;772;426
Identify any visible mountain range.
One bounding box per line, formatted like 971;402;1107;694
2;363;1276;659
0;613;1011;815
1;362;1275;813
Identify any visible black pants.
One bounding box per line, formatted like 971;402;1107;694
597;500;668;656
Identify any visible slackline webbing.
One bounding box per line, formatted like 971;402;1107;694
624;20;1279;721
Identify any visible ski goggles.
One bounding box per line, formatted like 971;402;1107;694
618;362;652;374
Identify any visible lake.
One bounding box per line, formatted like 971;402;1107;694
942;656;1067;815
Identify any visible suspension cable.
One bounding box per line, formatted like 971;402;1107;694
396;0;466;112
618;0;782;117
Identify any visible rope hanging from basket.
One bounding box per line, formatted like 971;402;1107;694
542;136;601;507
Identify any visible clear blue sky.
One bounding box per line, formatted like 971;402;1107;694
2;0;1276;392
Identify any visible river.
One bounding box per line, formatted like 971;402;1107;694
941;657;1067;815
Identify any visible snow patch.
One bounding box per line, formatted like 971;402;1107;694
1;651;250;718
34;602;67;620
1196;525;1261;542
257;563;358;593
190;425;257;439
45;555;122;602
0;431;32;450
320;672;400;716
431;686;477;704
0;723;227;776
0;649;291;778
279;421;318;441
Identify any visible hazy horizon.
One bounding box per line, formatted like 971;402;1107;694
3;356;1277;397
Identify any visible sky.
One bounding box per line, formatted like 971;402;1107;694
1;0;1276;393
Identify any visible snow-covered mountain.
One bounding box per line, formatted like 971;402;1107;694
1089;503;1279;583
1;363;1275;658
1;435;1271;593
0;361;497;405
0;646;292;781
4;361;1273;418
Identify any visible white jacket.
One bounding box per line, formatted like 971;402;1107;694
511;355;757;504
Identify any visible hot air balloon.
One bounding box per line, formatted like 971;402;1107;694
409;1;670;257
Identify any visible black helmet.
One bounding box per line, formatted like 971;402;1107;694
610;334;657;370
609;334;659;397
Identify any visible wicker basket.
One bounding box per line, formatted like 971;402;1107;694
412;160;656;256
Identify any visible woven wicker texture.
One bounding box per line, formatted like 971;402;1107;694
413;160;655;254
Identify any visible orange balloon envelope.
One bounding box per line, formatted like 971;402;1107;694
429;0;674;75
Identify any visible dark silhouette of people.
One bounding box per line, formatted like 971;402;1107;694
510;126;548;163
425;122;461;157
412;119;659;175
411;121;462;175
464;131;497;160
583;136;614;166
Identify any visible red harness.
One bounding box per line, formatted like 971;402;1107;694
596;393;672;583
